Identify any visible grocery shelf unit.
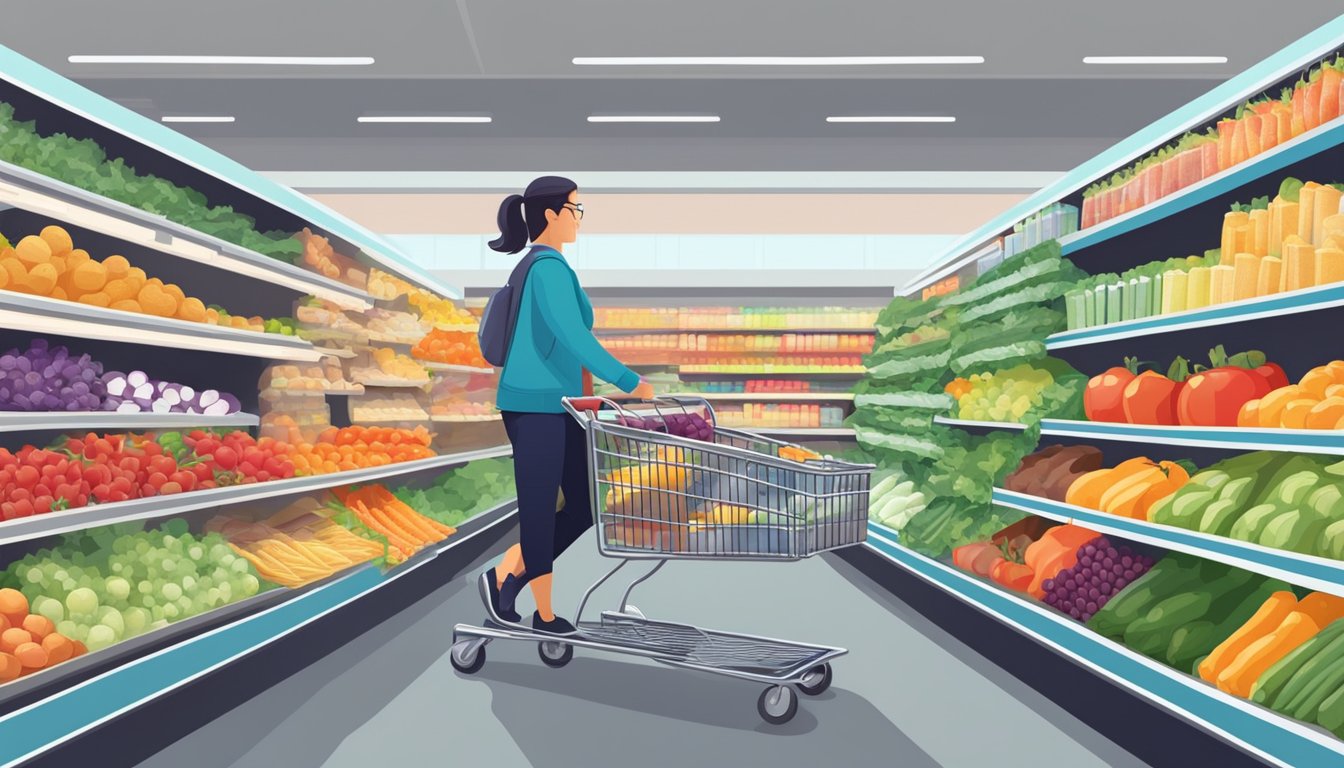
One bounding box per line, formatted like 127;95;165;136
866;16;1344;768
576;289;885;439
0;496;520;768
0;42;518;765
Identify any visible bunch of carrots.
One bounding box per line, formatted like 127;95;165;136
333;484;456;562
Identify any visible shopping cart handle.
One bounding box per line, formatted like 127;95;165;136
569;397;606;413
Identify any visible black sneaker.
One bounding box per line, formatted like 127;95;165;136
532;612;578;636
479;569;521;625
498;572;533;617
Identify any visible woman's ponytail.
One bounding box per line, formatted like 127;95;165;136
488;194;528;254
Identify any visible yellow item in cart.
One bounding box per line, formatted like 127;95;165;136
1249;209;1271;257
1316;247;1344;287
1270;200;1300;256
1221;211;1250;265
1299;183;1322;244
1257;257;1283;297
1314;186;1344;247
1283;239;1317;291
1185;267;1211;310
1233;253;1261;301
1209;266;1234;305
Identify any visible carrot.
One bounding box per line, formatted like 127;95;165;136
1241;112;1262;158
355;501;418;554
365;502;424;546
1321;65;1343;125
1292;81;1309;138
1217;119;1237;170
1230;118;1250;166
1253;102;1279;151
1306;75;1324;132
1297;592;1344;627
381;493;454;538
1274;102;1293;147
1199;591;1297;683
1217;611;1320;698
384;502;443;542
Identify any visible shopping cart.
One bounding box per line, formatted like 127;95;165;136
451;395;874;725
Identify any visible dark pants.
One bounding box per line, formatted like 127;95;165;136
501;411;594;578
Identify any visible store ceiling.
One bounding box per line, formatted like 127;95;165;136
3;2;1343;184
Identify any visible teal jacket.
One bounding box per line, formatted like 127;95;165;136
497;247;640;413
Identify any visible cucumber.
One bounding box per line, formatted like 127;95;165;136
1168;488;1216;527
1317;683;1344;734
1198;498;1248;537
1167;620;1217;670
1229;503;1279;542
1253;625;1344;704
1322;519;1344;561
1125;593;1213;656
870;474;901;499
1291;655;1344;722
1088;558;1191;637
1272;630;1344;711
1218;475;1258;506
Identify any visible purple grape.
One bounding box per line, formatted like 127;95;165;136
1115;577;1128;589
1069;607;1081;619
1121;555;1134;567
1085;601;1098;613
1088;587;1101;600
1081;612;1092;622
1043;579;1055;591
1099;583;1113;596
1084;544;1097;557
1101;557;1113;569
1123;569;1135;580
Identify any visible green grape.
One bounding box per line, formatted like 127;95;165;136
239;574;260;596
162;603;179;620
123;607;149;637
97;607;125;640
161;583;183;602
176;596;192;615
85;624;115;651
66;587;98;615
56;619;78;638
206;587;221;605
188;545;204;561
142;595;156;608
181;575;196;592
105;576;131;602
229;559;249;575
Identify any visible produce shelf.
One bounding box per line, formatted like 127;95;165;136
431;324;479;333
0;497;518;765
1036;419;1344;455
364;332;421;346
1059;116;1344;258
596;327;876;335
1046;283;1344;350
0;160;373;309
0;411;259;434
430;414;502;423
0;445;512;546
900;16;1344;298
865;524;1344;768
735;426;855;438
350;374;431;388
933;416;1028;432
679;366;866;375
420;362;495;375
695;392;855;402
0;289;325;362
992;489;1344;600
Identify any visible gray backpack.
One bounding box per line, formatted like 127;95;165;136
478;246;547;367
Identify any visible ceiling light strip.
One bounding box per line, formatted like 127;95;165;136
68;55;374;66
573;56;983;66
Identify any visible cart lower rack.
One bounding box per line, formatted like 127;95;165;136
451;395;873;725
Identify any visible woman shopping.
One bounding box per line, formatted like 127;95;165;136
479;175;652;636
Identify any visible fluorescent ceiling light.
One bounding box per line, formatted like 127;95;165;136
161;115;235;123
358;115;492;123
588;115;720;123
574;56;983;66
1083;56;1227;65
827;115;955;123
68;55;374;66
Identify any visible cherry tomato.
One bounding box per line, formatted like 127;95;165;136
212;446;239;471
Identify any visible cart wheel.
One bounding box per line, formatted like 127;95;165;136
796;663;832;696
757;685;798;725
450;639;487;675
538;641;573;668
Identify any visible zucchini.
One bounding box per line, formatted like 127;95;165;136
1253;625;1343;704
1197;498;1247;537
1166;621;1217;670
1272;631;1344;711
1291;655;1344;722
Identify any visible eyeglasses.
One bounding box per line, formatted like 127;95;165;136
564;202;585;220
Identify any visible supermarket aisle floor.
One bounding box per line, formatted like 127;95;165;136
138;534;1148;768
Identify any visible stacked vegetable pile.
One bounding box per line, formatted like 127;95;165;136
1065;455;1192;520
855;241;1088;557
1089;554;1289;674
208;499;386;586
1240;360;1344;429
0;103;301;262
0;588;85;682
1042;536;1155;623
393;457;516;528
1081;57;1344;229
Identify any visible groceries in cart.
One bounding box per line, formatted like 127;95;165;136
591;399;869;558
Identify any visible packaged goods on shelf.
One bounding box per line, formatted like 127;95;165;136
713;404;846;429
366;269;417;301
363;308;428;344
260;391;331;445
0;224;279;333
258;357;360;395
296;228;368;290
351;348;430;386
593;306;879;331
1082;57;1344;230
0;103;301;263
407;290;477;329
680;356;864;373
921;276;960;300
427;376;496;419
1003;203;1079;259
349;391;429;424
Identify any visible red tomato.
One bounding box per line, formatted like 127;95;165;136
212;446;239;471
159;481;183;495
191;463;213;482
13;466;37;489
1085;366;1138;422
1253;363;1290;392
1178;367;1264;426
1122;371;1183;425
11;499;33;518
148;455;177;477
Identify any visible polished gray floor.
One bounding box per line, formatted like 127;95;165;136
137;534;1149;768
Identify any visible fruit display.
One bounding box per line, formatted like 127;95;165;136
920;276;959;301
0;225;273;331
0;103;301;262
208;503;386;587
287;426;435;475
1239;360;1344;429
351;348;430;385
1041;536;1155;622
1082;58;1344;229
1;519;267;659
393;457;516;527
714;404;846;430
364;309;427;343
0;587;85;682
603;333;874;355
594;306;879;331
258;358;361;395
946;361;1085;424
426;375;496;420
1063;455;1192;519
614;410;715;441
366;269;417;301
1149;451;1344;559
259;391;331;445
330;484;456;562
407;289;477;329
295;300;368;350
1067;177;1344;332
411;329;489;368
996;203;1080;262
1082;347;1285;427
349;392;429;423
296;228;367;289
680;358;864;374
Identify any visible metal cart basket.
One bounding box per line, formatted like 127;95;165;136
451;395;874;724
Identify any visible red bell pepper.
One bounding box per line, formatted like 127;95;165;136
1085;358;1140;423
